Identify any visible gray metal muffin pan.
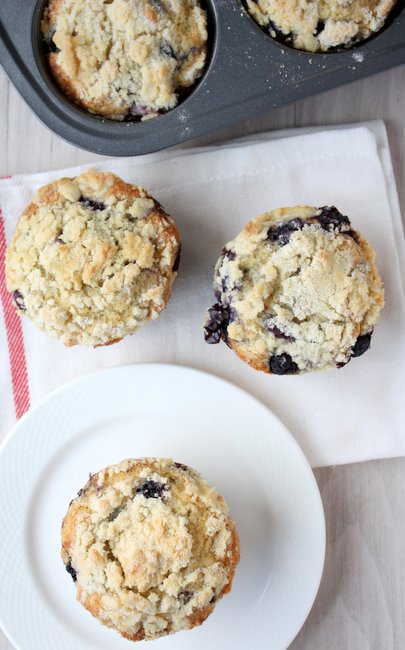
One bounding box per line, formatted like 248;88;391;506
0;1;404;156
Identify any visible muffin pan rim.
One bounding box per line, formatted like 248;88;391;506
0;0;403;155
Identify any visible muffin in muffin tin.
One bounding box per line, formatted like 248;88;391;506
61;457;240;642
245;0;398;52
204;205;384;374
6;170;180;347
41;0;208;120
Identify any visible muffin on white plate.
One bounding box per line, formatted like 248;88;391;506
61;458;240;641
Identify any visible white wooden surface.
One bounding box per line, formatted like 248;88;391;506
1;62;405;649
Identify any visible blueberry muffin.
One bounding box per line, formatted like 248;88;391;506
42;0;208;119
245;0;397;52
61;458;240;641
204;205;384;374
6;170;180;346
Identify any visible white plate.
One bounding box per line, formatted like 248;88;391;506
0;364;325;650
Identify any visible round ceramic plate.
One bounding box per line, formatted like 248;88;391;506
0;364;325;650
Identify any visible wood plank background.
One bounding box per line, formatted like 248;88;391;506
1;60;404;650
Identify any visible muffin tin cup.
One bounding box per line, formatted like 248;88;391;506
0;1;404;157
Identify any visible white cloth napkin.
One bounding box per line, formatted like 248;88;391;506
0;120;404;468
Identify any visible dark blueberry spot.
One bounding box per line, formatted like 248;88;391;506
218;253;240;293
351;332;372;358
125;213;136;223
173;247;181;273
12;290;26;311
44;30;60;54
266;19;293;45
264;317;295;341
229;308;237;323
77;488;85;497
269;353;299;375
222;247;236;261
151;0;166;13
315;20;325;35
204;303;234;344
45;39;60;54
210;595;217;604
65;560;77;582
267;219;305;246
128;103;155;118
160;41;177;59
337;360;350;369
179;590;193;605
79;196;106;211
136;480;167;499
315;206;351;233
221;274;237;293
174;462;190;472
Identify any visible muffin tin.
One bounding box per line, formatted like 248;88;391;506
0;1;404;157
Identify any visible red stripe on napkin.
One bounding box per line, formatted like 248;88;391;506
0;210;30;419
